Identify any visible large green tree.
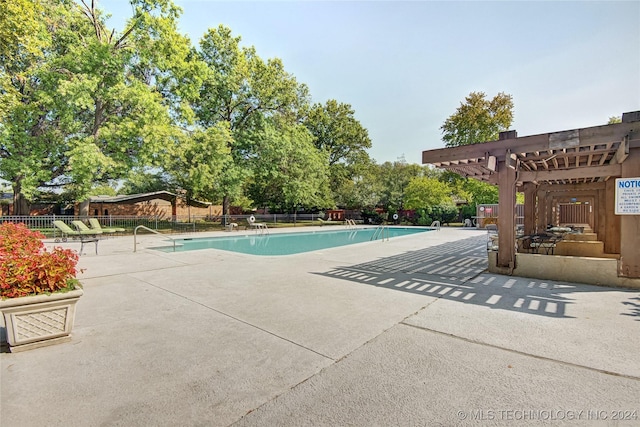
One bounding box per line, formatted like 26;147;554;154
196;25;310;215
0;0;202;214
0;0;88;214
440;91;513;147
304;100;371;166
403;176;452;210
303;99;371;208
247;119;330;212
0;0;50;119
165;123;233;204
328;159;380;209
376;160;428;212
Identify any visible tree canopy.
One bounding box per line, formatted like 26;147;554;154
440;91;514;147
0;1;514;220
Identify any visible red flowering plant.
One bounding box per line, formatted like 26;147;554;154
0;222;80;299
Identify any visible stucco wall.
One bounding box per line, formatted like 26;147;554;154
488;251;640;289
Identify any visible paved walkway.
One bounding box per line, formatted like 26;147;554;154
2;227;639;426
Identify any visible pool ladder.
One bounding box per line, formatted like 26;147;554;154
345;219;357;228
371;225;389;242
133;225;177;252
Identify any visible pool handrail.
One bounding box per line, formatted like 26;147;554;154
370;224;389;241
134;225;176;252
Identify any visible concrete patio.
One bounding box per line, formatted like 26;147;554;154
2;227;639;426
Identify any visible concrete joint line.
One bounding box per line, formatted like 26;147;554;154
130;275;335;362
400;322;640;382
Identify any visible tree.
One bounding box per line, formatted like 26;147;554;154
441;92;514;147
118;169;174;195
57;0;202;197
404;176;454;210
304;100;371;166
0;0;203;214
328;159;380;210
196;25;310;215
0;0;88;214
0;0;49;120
303;99;372;208
164;123;233;204
247;119;330;212
376;160;427;211
608;116;622;124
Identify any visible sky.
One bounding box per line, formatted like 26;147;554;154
106;0;640;165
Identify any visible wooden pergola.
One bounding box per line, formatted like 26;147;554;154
422;111;640;279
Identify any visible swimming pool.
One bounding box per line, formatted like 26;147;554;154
154;227;431;255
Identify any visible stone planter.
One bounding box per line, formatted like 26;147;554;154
1;287;83;352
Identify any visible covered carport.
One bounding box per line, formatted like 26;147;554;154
422;111;640;288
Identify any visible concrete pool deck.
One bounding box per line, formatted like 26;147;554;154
2;226;639;426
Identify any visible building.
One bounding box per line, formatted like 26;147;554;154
79;191;221;220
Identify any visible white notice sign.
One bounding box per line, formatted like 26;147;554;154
615;178;640;215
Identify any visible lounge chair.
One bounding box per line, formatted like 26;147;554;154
53;220;99;240
88;218;125;234
72;220;102;237
52;220;100;254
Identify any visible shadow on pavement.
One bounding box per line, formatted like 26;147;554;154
622;297;640;321
314;235;639;319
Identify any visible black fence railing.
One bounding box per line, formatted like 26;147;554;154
0;213;330;237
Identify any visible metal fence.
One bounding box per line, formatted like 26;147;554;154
475;204;525;228
0;213;327;236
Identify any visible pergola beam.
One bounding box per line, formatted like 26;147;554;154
422;122;638;165
519;164;622;182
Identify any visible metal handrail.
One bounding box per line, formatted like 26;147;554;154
134;225;176;252
370;225;389;241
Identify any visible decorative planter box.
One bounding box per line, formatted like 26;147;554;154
1;287;83;352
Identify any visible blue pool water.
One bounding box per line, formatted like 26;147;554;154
155;227;431;255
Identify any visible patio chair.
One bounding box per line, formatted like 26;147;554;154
88;218;125;234
52;220;100;254
486;224;499;251
247;215;268;234
529;233;563;255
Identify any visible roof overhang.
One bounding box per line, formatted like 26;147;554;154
89;191;212;207
89;191;177;204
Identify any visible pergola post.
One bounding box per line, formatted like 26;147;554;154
497;154;517;268
523;182;537;236
536;188;547;232
619;149;640;278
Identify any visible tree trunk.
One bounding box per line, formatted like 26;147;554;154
12;178;30;216
222;195;230;226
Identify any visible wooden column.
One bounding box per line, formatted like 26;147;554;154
497;157;517;268
619;147;640;277
536;189;547;231
604;178;620;254
523;182;537;235
596;189;606;241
